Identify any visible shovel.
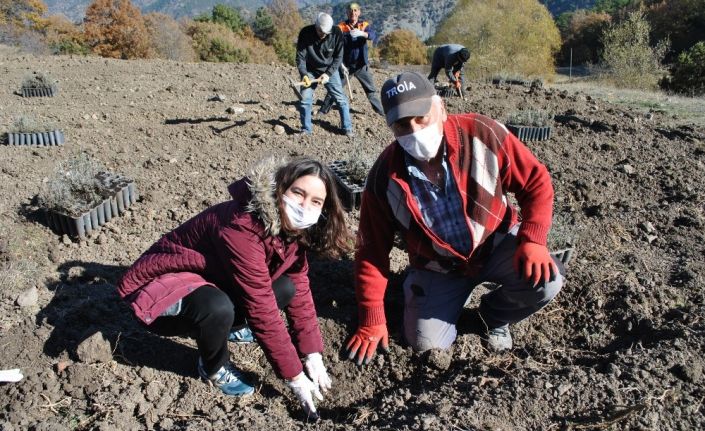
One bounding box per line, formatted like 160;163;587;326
342;67;353;102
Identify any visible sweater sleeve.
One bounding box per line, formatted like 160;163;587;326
500;126;554;245
354;157;397;326
215;224;303;379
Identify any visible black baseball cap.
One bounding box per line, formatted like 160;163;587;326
380;71;435;126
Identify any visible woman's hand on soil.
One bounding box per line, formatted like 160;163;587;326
345;324;389;366
304;353;332;393
286;372;322;420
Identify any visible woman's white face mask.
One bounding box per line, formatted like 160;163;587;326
396;123;444;161
282;194;321;229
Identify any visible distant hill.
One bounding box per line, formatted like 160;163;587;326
44;0;598;40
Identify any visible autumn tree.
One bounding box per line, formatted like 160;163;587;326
252;7;275;42
0;0;47;30
430;0;560;78
268;0;304;65
661;41;705;96
378;29;427;65
600;9;669;89
83;0;152;59
557;10;611;65
43;14;88;55
645;0;705;62
144;12;195;61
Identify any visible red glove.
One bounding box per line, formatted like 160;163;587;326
345;324;389;366
454;80;461;90
513;241;557;287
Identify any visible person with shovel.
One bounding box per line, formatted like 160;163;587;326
318;2;384;117
428;44;470;94
118;157;351;419
345;71;565;365
295;12;354;137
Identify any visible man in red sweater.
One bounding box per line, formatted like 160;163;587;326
346;71;565;364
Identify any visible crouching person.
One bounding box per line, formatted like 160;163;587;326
118;157;350;419
346;72;565;365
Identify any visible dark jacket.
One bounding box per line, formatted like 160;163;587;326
118;158;324;379
338;19;377;70
430;44;469;82
296;24;344;78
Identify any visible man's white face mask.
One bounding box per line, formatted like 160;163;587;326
396;121;444;162
282;195;321;229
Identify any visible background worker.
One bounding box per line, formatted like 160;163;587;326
296;12;354;137
428;44;471;92
318;2;384;116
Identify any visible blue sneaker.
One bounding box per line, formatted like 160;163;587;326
198;358;255;396
228;326;255;344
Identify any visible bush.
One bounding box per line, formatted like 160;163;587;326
187;21;278;64
83;0;152;59
600;9;669;90
378;29;427;65
661;41;705;96
144;12;196;61
268;0;304;66
252;7;275;42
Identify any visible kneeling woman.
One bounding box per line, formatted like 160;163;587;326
118;157;350;418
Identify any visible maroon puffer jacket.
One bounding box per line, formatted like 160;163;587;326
118;159;323;379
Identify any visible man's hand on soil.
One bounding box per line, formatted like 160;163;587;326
513;241;557;287
345;324;389;365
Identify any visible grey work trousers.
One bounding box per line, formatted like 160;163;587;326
320;65;384;115
403;229;564;352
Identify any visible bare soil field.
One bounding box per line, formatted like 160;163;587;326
0;45;704;430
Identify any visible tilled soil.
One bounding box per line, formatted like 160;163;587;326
0;45;704;430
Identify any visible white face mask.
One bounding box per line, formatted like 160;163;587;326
282;195;322;229
396;122;444;161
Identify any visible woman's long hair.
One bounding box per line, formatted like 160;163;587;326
274;158;352;258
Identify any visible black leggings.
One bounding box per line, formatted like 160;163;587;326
145;276;295;375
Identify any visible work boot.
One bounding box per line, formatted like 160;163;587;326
485;324;513;352
228;325;255;344
198;358;254;396
345;129;355;139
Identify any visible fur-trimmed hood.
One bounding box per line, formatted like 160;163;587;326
228;156;288;237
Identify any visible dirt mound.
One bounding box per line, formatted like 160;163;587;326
0;45;703;429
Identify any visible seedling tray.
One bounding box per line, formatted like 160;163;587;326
21;84;58;97
507;125;552;142
329;160;365;211
44;174;138;240
5;130;65;146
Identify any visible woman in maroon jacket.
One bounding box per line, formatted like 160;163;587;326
118;157;349;419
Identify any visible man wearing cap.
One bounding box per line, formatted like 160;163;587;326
345;71;565;365
318;2;384;117
295;12;353;137
428;44;471;91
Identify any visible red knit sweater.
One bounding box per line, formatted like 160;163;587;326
354;113;554;326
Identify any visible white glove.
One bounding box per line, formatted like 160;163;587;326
286;372;322;419
350;29;365;39
304;353;332;393
319;73;330;85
